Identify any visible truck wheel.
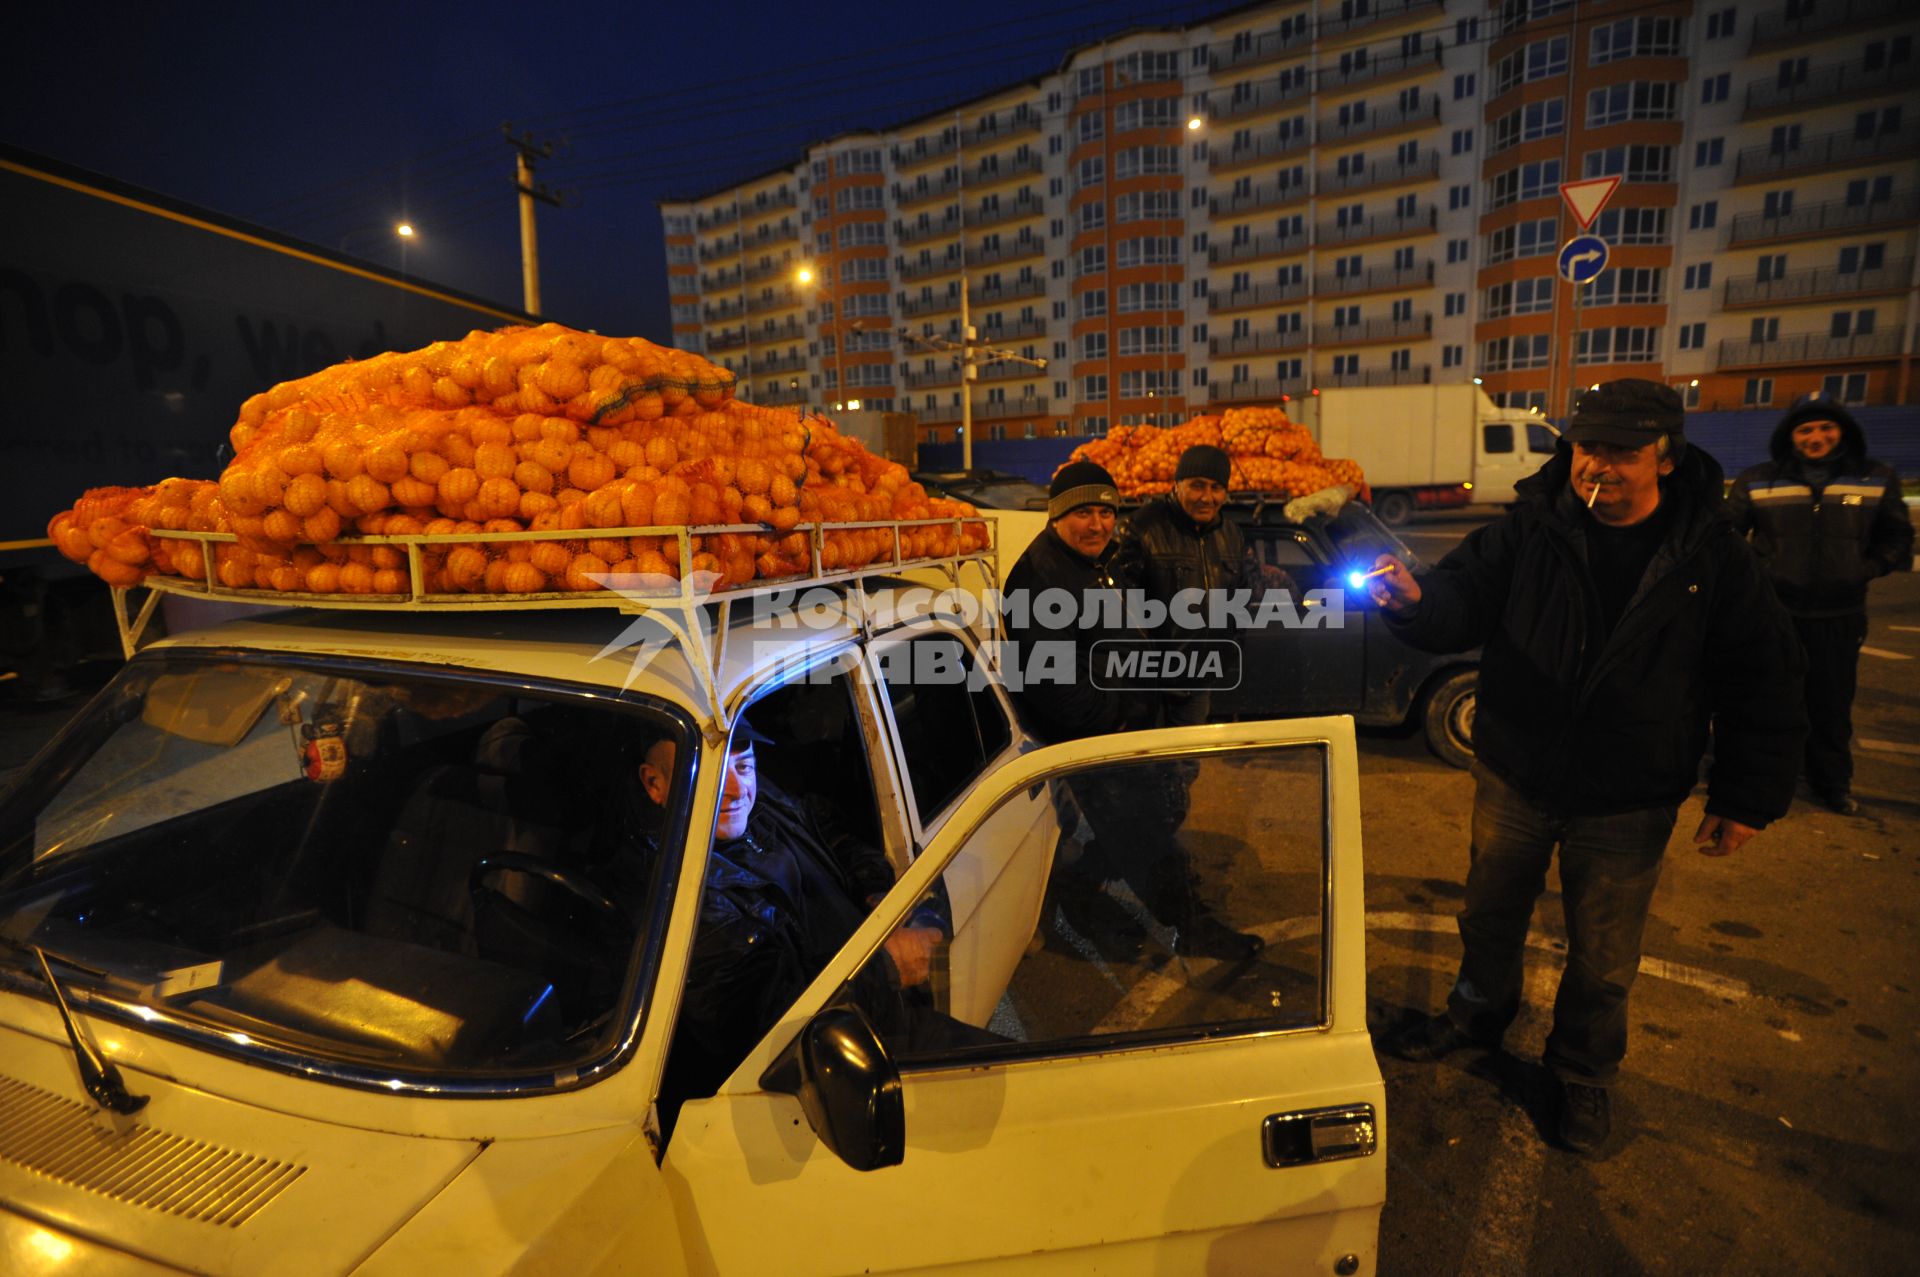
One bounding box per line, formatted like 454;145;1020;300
1421;669;1476;769
1374;491;1414;526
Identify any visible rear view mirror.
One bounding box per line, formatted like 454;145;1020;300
762;1004;903;1172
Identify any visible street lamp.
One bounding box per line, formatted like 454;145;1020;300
796;265;849;411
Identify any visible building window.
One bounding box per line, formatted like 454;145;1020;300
1701;73;1730;105
1586;82;1680;128
1444;291;1466;317
1575;326;1661;365
1590;16;1684;64
1594;206;1670;245
1695;138;1724;168
1677;323;1706;350
1744;378;1774;406
1483;277;1555;318
1689;202;1718;230
1482;334;1553;371
1451;129;1474;154
1830;309;1877;338
1484;218;1558;264
1081;374;1107;399
1583;145;1674;183
1442;345;1463;368
1491;36;1569;96
1489;159;1563;209
1332;354;1359;376
1454;73;1476;99
1489;100;1566;155
1587;267;1664;306
1821;373;1869;403
1705;8;1736;39
1446;237;1470;263
1684;263;1713;291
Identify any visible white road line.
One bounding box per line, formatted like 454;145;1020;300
1860;646;1912;660
1460;1101;1546;1274
1889;626;1920;633
1857;738;1920;757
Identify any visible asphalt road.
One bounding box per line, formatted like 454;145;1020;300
1363;512;1920;1277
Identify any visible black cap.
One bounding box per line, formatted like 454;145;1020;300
1565;379;1686;454
1048;460;1120;520
1173;444;1232;486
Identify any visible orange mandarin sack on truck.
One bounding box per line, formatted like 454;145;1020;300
47;324;988;596
1063;405;1367;500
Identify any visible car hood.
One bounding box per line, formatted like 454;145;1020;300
0;1021;484;1276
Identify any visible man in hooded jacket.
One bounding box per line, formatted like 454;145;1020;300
1364;379;1805;1154
1728;402;1914;814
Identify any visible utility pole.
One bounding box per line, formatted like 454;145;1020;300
903;325;1047;470
504;125;564;315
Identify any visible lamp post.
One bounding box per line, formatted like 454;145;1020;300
797;265;849;411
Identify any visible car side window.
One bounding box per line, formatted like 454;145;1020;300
1250;530;1328;592
876;632;1014;832
835;744;1331;1066
745;658;886;851
1483;423;1515;454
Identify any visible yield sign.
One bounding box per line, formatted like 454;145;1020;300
1560;176;1622;230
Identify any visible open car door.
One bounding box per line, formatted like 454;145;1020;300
663;717;1384;1276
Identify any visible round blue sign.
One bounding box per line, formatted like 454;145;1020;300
1558;235;1609;285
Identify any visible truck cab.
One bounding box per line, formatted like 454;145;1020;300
0;529;1385;1275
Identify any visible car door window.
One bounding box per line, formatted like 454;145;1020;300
875;631;1014;832
832;743;1328;1063
1251;529;1329;592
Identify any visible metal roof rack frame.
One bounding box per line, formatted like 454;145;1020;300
111;516;999;733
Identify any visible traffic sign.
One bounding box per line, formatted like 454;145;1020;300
1559;176;1622;230
1558;235;1609;284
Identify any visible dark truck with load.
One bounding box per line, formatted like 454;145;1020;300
0;142;529;695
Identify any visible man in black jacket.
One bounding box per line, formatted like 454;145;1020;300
1728;401;1914;814
1366;379;1804;1154
1005;461;1262;960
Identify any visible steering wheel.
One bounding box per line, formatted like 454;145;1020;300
471;854;629;929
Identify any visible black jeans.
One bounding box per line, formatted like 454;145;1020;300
1794;612;1867;798
1446;764;1677;1086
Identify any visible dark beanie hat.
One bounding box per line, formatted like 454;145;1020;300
1566;379;1686;456
1048;461;1119;520
1174;444;1232;486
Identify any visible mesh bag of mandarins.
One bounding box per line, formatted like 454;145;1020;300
1062;405;1366;500
48;324;987;597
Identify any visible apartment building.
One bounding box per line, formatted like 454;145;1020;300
659;0;1919;442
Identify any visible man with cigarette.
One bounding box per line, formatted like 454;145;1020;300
1364;379;1804;1154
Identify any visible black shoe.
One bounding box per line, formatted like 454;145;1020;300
1556;1080;1611;1154
1170;906;1264;962
1817;791;1860;816
1381;1012;1492;1063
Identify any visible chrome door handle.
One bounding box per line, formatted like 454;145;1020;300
1263;1104;1376;1167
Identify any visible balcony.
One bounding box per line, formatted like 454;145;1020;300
695;206;739;233
755;319;806;343
749;352;809;376
899;292;959;319
1318;0;1443;41
704;299;746;323
966;192;1046;230
700;267;743;292
1314;260;1435;295
898;253;964;283
979;316;1049;341
697;239;740;264
1209;376;1299;404
895;172;962;209
1734;122;1920;184
968;153;1044;190
756;385;811;407
892;112;1043;171
1317;98;1440;148
1210;328;1307;357
1207;23;1313;75
1317;152;1440;197
1210;76;1312;125
1317;364;1432;388
968;237;1046;269
1723;259;1912;308
903;365;962;390
744;286;800;316
917;395;1050;424
1716;329;1904;369
743;257;797;285
1210;177;1311;218
1316;204;1437;246
1744;57;1906;120
1728;190;1920;246
1316;44;1443;95
1210;227;1310;266
1751;0;1906;51
706;328;746;353
892;133;962;172
1210;127;1310;173
1207;279;1309;312
1313;314;1433;345
897;212;962;246
970;276;1047;306
741;221;799;251
978;359;1044;383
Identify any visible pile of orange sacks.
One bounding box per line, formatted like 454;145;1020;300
1063;406;1366;499
49;324;987;596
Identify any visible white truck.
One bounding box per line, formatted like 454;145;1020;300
1286;385;1555;525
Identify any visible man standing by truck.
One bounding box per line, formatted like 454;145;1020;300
1364;379;1804;1154
1727;401;1914;815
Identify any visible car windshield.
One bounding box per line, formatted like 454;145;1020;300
919;473;1049;511
0;654;684;1090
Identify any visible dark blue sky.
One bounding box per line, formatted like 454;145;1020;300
5;0;1219;342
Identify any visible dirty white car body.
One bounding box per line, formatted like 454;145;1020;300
0;557;1384;1275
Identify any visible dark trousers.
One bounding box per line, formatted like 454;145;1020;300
1447;764;1676;1086
1795;613;1867;798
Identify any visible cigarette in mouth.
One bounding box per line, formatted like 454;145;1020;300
1586;481;1602;509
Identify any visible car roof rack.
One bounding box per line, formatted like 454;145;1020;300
112;517;999;734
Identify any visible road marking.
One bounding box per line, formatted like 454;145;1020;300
1861;646;1912;660
1092;909;1751;1034
1460;1101;1546;1274
1858;738;1920;757
1890;626;1920;633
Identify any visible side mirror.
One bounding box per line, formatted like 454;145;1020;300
761;1004;904;1172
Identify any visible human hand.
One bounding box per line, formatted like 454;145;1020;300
883;926;942;987
1693;815;1758;857
1366;555;1421;612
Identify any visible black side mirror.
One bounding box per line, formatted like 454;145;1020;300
761;1004;904;1172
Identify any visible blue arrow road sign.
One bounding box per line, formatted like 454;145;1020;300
1558;234;1609;284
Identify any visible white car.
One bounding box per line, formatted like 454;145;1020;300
0;545;1384;1275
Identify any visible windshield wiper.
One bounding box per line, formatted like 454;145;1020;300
3;937;150;1115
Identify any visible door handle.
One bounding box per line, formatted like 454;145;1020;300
1262;1104;1376;1167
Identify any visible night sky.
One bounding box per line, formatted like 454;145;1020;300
6;0;1221;343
